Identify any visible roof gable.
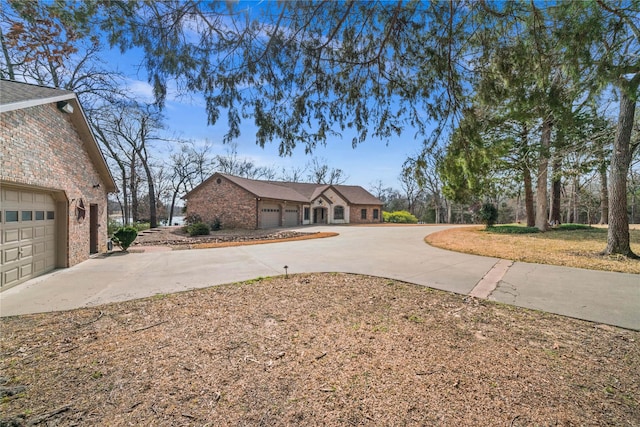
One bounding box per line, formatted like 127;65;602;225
1;80;117;193
0;80;75;112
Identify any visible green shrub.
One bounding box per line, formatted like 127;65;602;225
487;225;540;234
183;213;202;226
479;203;499;229
112;226;139;251
187;222;210;236
133;222;150;232
556;223;592;231
211;217;222;231
383;210;419;224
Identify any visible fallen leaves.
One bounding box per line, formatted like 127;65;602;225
1;273;638;425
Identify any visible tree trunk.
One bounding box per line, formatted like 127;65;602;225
130;154;139;224
550;156;562;225
535;119;552;231
599;165;608;224
0;28;15;80
139;156;158;229
523;166;535;227
603;85;638;257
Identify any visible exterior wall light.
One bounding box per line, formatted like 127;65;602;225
57;101;74;114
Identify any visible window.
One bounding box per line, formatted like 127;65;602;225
22;211;33;221
373;209;379;220
361;209;367;220
304;207;310;221
5;211;18;222
334;206;344;220
36;211;45;220
47;211;55;220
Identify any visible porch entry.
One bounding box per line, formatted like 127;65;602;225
313;207;327;224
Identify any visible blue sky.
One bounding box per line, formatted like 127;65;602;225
90;1;438;192
121;70;425;191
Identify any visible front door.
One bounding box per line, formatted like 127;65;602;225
90;204;98;254
313;207;326;224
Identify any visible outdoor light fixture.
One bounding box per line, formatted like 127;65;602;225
57;101;74;114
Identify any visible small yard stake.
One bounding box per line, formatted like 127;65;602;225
284;265;289;278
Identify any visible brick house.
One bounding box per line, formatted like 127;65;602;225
0;80;117;290
184;173;384;229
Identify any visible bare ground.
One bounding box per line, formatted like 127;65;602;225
1;227;639;425
1;273;638;426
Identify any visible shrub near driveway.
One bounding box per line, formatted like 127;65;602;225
426;225;640;274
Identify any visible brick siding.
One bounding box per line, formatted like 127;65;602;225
349;205;383;224
1;104;110;266
185;176;257;229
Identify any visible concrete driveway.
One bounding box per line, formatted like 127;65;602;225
1;225;638;330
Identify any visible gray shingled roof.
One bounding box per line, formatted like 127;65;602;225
224;174;309;202
0;79;75;112
187;173;382;205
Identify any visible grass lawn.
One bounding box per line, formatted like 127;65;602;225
425;224;640;274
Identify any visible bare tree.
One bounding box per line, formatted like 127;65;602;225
306;157;348;185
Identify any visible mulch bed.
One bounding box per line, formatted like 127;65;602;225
132;227;334;249
1;273;638;426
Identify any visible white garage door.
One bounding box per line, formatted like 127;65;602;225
1;188;56;289
261;204;280;229
283;207;299;227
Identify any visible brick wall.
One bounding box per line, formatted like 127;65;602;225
1;104;110;266
185;176;257;229
349;205;383;224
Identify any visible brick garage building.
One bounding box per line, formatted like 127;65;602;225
0;80;117;290
184;173;383;229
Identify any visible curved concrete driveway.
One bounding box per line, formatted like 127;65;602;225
1;225;638;330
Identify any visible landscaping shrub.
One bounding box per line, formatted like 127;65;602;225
187;222;210;236
112;226;139;251
211;217;222;231
478;203;499;229
183;213;203;226
383;210;419;224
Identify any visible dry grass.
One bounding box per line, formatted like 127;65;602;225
426;225;640;274
1;274;638;426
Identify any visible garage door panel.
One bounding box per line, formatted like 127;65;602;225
1;188;57;289
34;226;45;238
34;242;46;255
34;259;45;273
261;204;280;228
20;244;33;258
21;227;34;240
4;190;19;202
284;208;299;227
4;229;19;243
4;268;19;285
20;263;32;278
45;255;55;269
4;247;19;263
21;192;34;203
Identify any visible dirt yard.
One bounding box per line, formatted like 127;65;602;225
1;273;638;426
